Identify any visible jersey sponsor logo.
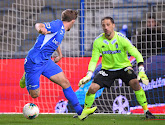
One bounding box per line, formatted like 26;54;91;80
52;38;60;46
99;70;108;76
111;39;117;44
103;40;109;45
102;50;121;54
44;22;51;29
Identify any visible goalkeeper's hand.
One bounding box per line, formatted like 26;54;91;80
137;66;149;85
79;71;93;88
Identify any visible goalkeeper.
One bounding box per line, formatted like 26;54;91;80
79;16;155;119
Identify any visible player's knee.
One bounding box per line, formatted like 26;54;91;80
129;79;141;91
88;86;97;94
30;93;39;98
88;88;97;94
29;89;40;98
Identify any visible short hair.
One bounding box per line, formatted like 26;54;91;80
147;14;161;27
101;16;115;24
61;9;78;22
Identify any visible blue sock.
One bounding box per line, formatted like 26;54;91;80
63;86;83;115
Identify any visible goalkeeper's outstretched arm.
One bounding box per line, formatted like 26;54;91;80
79;40;100;87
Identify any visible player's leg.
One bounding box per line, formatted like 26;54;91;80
84;69;114;109
84;83;100;109
129;79;148;108
129;79;155;118
29;88;40;98
49;72;97;120
49;71;81;112
43;62;83;115
25;71;41;98
74;69;116;119
43;60;96;120
24;58;42;98
121;67;155;119
72;82;99;119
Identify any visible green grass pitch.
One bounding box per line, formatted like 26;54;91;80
0;114;165;125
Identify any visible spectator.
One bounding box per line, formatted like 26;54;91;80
119;24;131;40
137;15;165;58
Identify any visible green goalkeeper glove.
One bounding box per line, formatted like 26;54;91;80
79;71;93;88
137;66;149;85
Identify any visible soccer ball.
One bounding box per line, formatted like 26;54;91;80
23;103;39;119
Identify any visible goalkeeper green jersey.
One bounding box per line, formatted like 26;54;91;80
88;31;144;72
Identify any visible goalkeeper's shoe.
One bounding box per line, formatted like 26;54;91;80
78;106;97;121
145;111;155;119
19;72;26;88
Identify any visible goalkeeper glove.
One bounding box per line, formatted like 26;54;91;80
79;71;93;88
137;66;149;85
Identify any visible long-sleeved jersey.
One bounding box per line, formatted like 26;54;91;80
88;32;144;72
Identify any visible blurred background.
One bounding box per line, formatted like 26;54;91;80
0;0;164;114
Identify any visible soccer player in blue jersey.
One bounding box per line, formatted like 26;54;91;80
19;9;97;120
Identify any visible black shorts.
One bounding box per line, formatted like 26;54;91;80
93;67;137;88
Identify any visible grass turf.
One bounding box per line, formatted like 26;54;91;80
0;114;165;125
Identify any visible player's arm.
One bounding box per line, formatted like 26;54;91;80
88;46;100;72
124;39;149;85
124;39;143;64
54;46;63;63
79;41;100;87
35;23;51;35
35;21;59;35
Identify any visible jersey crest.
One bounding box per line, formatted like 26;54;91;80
44;22;51;29
111;39;117;44
115;43;118;48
